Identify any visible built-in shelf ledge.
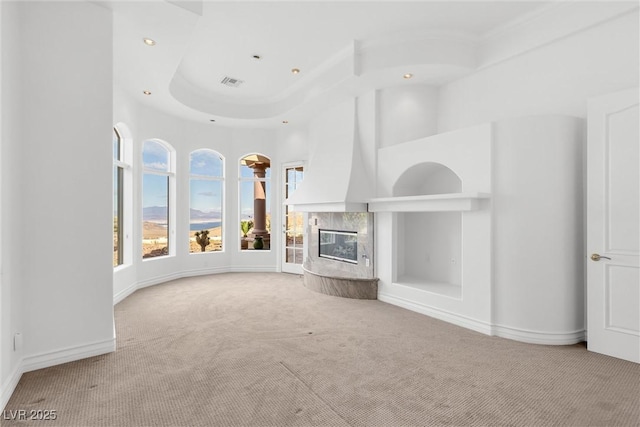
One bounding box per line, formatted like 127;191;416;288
285;201;368;213
368;192;490;212
395;276;462;299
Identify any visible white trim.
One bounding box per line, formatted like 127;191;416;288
1;363;23;411
482;1;637;43
379;292;585;346
368;193;490;213
190;174;223;181
281;161;306;275
286;201;368;213
478;2;639;70
113;281;138;305
492;324;585;346
358;28;478;51
481;1;566;42
2;340;115;409
179;266;238;277
116;267;279;304
378;292;493;336
226;266;278;274
136;272;185;290
142;169;174;177
114;159;130;169
21;338;115;374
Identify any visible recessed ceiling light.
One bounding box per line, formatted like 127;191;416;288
252;54;261;60
143;90;151;95
143;38;156;46
291;68;300;74
209;119;216;122
282;120;289;124
403;73;413;79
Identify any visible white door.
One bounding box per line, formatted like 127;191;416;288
587;87;639;363
282;164;305;274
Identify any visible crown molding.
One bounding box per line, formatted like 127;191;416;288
479;1;639;69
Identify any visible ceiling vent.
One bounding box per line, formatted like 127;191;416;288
221;76;244;88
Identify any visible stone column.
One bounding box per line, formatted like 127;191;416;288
251;164;268;235
242;154;271;249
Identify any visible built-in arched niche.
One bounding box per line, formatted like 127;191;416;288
392;161;462;197
393;162;462;297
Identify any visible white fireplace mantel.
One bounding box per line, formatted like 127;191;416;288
368;192;490;212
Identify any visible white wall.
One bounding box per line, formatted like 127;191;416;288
492;116;584;341
355;91;378;199
0;0;3;399
2;1;115;408
277;124;309;165
112;93;280;302
378;84;438;148
20;1;115;360
437;9;639;132
433;6;637;341
287;99;358;206
401;212;462;285
107;2;638;349
1;3;636;409
376;125;493;332
0;0;25;407
393;163;462;197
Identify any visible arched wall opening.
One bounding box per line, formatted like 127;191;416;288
392;161;462;196
392;162;462;296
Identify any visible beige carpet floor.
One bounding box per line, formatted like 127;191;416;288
4;272;640;426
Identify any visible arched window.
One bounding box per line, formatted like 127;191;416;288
189;149;224;253
113;124;133;267
142;139;174;259
239;154;271;251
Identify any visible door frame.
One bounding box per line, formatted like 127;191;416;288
586;87;639;363
281;161;306;274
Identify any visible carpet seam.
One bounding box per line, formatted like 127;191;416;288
278;361;353;427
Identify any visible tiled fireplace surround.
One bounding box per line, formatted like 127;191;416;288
302;212;379;299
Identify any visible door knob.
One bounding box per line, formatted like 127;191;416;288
591;253;612;261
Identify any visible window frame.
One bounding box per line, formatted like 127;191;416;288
141;139;176;260
189;149;225;254
238;153;272;252
113;125;132;269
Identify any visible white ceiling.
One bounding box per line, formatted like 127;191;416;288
111;0;554;127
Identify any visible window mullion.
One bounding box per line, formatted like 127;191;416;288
115;160;130;169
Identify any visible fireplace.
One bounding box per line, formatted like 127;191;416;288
319;229;358;264
301;213;377;299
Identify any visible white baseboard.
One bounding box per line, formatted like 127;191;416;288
179;265;278;276
135;271;185;291
117;267;279;305
114;267;280;306
180;266;234;277
2;338;115;411
227;266;279;273
491;324;585;345
379;292;585;345
113;281;138;305
21;338;116;373
378;292;493;336
1;363;23;411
